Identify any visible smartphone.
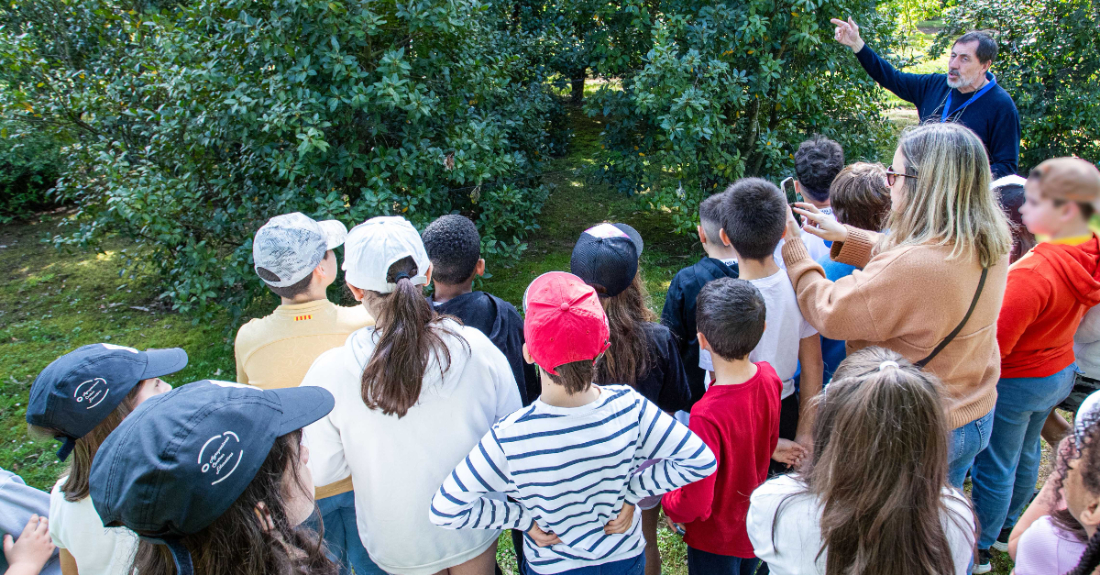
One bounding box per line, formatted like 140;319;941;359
780;177;802;205
781;177;803;225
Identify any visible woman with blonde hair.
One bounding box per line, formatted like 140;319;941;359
747;346;976;575
783;122;1012;488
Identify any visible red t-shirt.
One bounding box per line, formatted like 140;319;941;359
662;361;782;557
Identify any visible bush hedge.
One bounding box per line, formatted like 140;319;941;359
0;0;557;320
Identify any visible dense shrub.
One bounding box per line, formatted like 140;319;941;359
588;0;900;234
0;120;62;222
0;0;557;320
936;0;1100;170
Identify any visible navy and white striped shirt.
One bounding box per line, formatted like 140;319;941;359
429;385;716;574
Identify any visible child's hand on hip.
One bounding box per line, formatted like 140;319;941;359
603;503;636;534
527;522;562;547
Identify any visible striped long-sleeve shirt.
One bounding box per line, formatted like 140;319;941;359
429;385;716;574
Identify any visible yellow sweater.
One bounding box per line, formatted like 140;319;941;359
783;227;1009;429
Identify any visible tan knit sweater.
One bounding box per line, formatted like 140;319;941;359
782;227;1008;429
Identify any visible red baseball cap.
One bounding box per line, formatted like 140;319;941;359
523;272;611;375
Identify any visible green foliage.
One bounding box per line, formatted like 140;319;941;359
0;119;62;222
588;0;900;234
935;0;1100;170
0;0;557;320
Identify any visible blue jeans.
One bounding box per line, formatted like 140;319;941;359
307;491;385;575
525;552;644;575
948;407;995;488
971;364;1078;549
687;547;759;575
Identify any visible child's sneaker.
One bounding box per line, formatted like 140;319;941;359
972;549;993;574
991;526;1012;552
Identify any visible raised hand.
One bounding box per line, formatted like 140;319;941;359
830;17;865;53
791;202;849;244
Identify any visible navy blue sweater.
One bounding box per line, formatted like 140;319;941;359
856;46;1021;178
660;257;739;407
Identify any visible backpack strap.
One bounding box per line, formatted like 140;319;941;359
915;266;989;369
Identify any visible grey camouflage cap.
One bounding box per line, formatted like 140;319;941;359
253;213;348;287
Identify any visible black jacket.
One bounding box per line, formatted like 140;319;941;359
430;291;540;405
660;257;739;407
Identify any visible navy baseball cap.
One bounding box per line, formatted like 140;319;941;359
570;223;644;298
26;343;188;461
90;380;333;572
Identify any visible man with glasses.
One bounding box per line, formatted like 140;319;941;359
832;18;1020;179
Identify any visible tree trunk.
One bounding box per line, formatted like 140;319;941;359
570;70;586;104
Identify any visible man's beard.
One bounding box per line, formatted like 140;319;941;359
947;69;981;90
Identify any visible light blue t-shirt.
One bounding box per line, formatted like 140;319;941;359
0;468;61;575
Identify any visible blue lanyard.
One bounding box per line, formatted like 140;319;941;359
941;76;997;122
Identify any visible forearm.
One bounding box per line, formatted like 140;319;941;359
796;341;824;440
430;491;531;531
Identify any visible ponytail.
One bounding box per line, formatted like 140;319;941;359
360;256;463;417
1068;530;1100;575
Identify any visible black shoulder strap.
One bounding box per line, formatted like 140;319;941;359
916;266;989;369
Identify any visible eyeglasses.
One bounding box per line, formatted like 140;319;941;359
886;165;918;187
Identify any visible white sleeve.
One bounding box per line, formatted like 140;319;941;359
300;358;349;488
625;398;716;505
698;348;713;371
492;351;522;422
429;428;531;531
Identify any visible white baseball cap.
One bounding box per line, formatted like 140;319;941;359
343;216;430;293
253;213;348;287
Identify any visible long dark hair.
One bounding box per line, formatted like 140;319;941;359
29;384;143;502
1055;411;1100;575
360;256;464;417
131;431;336;575
595;272;654;387
777;347;971;575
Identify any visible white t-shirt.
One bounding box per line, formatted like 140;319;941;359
747;474;975;575
1075;304;1100;379
49;479;139;575
699;270;818;398
775;207;834;269
303;320;522;575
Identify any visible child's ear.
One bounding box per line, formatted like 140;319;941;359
425;263;434;285
522;343;533;364
718;228;733;248
347;283;366;302
697;332;711;353
475;258;486;278
1080;496;1100;530
697;225;707;245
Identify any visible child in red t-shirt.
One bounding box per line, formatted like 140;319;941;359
662;277;782;574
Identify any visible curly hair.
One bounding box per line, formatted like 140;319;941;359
422;214;481;285
794;136;844;203
1053;410;1100;575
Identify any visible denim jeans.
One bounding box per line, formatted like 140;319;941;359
525;552;644;575
948;407;995;489
971;364;1078;549
687;547;759;575
307;491;386;575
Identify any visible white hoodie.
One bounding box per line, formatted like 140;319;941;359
302;319;522;574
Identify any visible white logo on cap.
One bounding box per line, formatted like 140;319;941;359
198;431;244;485
100;344;139;353
73;379;110;409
